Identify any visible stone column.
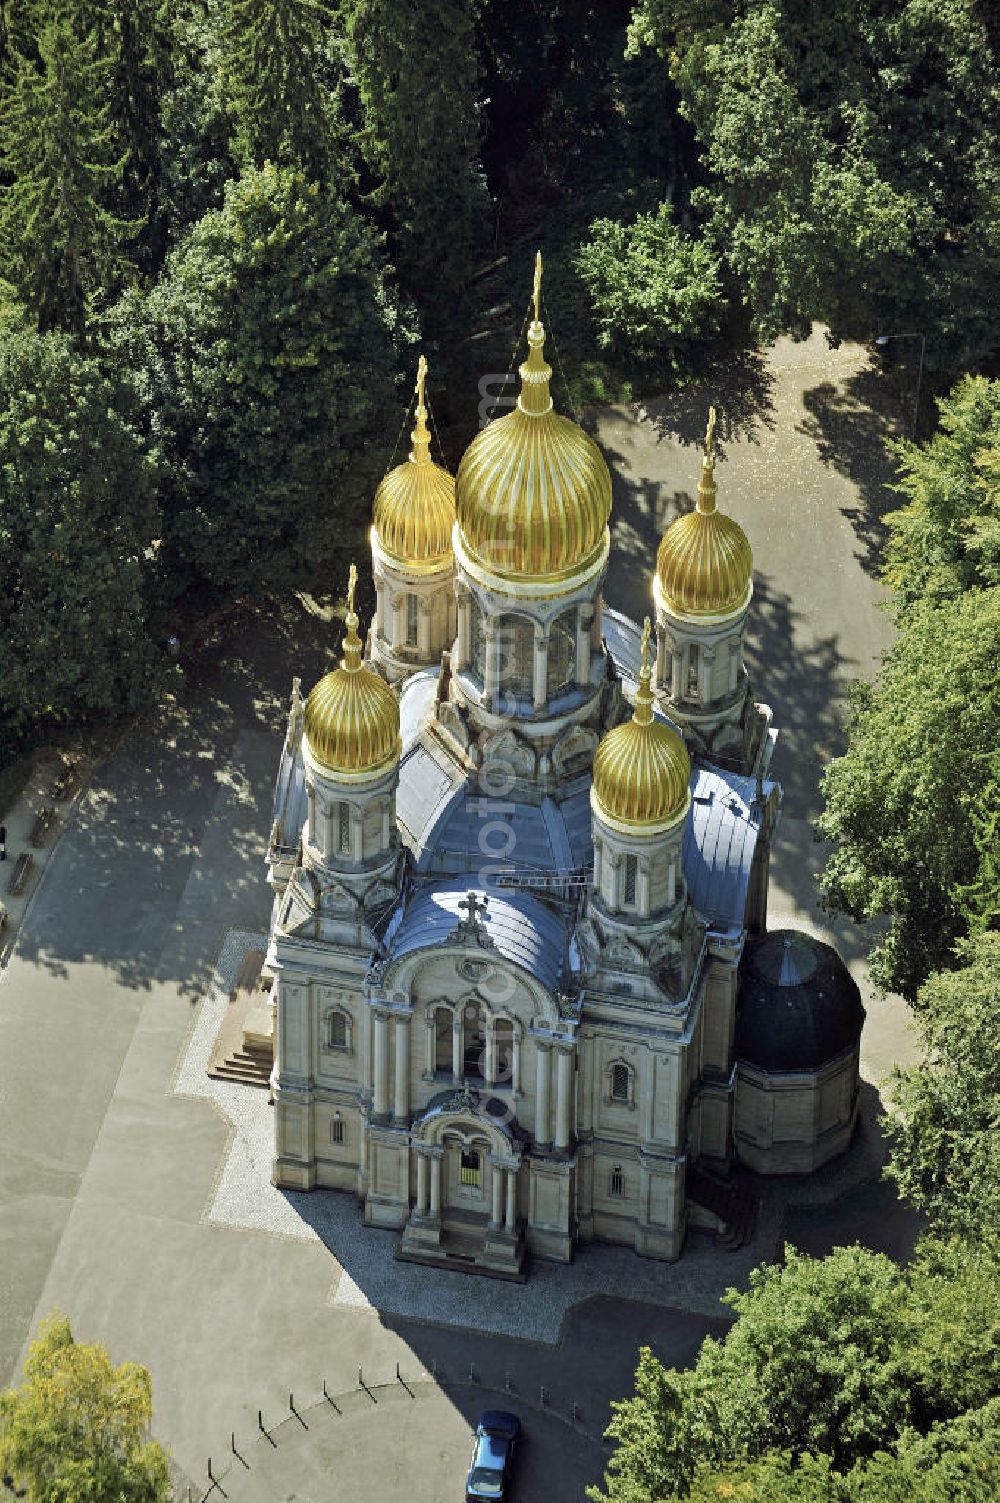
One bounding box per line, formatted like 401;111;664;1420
452;1013;463;1080
418;596;431;657
512;1032;521;1095
700;647;715;704
667;857;677;907
373;1012;389;1117
670;646;683;701
505;1167;517;1231
484;1025;496;1088
391;592;403;652
578;1039;594;1133
429;1151;442;1217
555;1046;573;1150
532;626;547;712
729;642;740;694
306;783;316;846
374;581;384;638
535;1041;552;1147
416;1151;429;1214
393;1015;410;1122
490;1163;503;1228
380;804;391;850
593;840;603;892
637;860;650;918
591;596;604;650
350;807;363;863
483;617;499;705
656;629;667;692
576;610;591;687
423;1011;435;1080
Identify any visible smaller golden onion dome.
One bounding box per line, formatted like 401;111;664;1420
592;619;691;833
456;252;612;585
655;407;752;620
304;565;401;779
371;356;455;573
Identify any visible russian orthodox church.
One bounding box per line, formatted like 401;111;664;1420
263;257;864;1275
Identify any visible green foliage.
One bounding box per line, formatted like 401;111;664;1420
592;1242;1000;1503
884;376;1000;614
883;936;1000;1243
345;0;486;324
628;1;1000;376
816;587;1000;999
0;328;159;738
0;9;136;338
0;1311;172;1503
575;203;724;379
221;0;337;176
135;163;408;601
157;1;234;248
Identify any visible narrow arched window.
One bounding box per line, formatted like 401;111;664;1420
497;616;534;699
547;610;576;697
686;643;700;699
405;592;419;647
610;1165;624;1197
326;1011;349;1050
460;1149;481;1187
336;802;351;855
330;1116;345;1144
434;1007;453;1074
610;1062;630;1103
623;854;638;908
469;597;485;684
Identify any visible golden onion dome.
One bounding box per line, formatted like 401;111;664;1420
456;252;612;586
655;407;752;620
304;565;401;779
592;619;691;833
371;355;455;573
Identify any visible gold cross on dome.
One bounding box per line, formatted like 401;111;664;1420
346;562;357;617
532;250;543;323
459;890;489;925
705;405;717;463
415;354;427;408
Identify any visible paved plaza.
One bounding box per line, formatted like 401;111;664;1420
0;331;922;1500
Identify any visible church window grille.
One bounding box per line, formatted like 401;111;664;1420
493;1019;515;1089
336;802;351;855
464;1005;486;1080
405;592;419;647
686;644;700;699
497;616;534;699
460;1149;481;1187
469;597;485;684
610;1165;624;1197
547;610;576;698
326;1010;349;1050
623;854;638;907
611;1063;630;1103
330;1117;345;1144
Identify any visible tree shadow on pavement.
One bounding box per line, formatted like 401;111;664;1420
800;367;903;580
634;345;777;455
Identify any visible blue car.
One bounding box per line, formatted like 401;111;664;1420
465;1410;520;1501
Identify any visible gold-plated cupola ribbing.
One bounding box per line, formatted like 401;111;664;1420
371;355;456;573
456;252;612;584
591;619;691;833
655;406;752;620
304;565;401;777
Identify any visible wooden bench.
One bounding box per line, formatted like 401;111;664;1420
29;805;56;848
7;852;32;897
230;949;265;1003
51;763;77;801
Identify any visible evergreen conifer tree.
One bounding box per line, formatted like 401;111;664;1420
221;0;335;177
346;0;487;327
0;8;134;338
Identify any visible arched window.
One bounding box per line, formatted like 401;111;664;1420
469;596;485;684
610;1061;631;1104
686;643;700;700
497;615;534;700
463;1002;486;1080
330;1115;345;1145
434;1006;453;1074
326;1010;350;1051
405;592;419;647
460;1148;481;1187
609;1165;624;1197
623;854;638;908
335;802;351;856
493;1019;515;1089
547;609;576;698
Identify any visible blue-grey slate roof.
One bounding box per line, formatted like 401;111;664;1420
387;881;567;993
683;766;765;930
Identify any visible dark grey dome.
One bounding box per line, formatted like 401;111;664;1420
735;929;865;1073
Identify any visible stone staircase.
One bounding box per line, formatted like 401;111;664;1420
686;1162;759;1250
208;1039;273;1091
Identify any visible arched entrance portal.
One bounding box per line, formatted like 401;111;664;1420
398;1089;525;1279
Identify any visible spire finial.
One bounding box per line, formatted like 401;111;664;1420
519;251;553;416
697;405;719;514
532;250;543;324
341;563;363;671
634;617;655;725
410;354;432;464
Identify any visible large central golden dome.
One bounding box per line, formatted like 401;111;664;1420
592;620;691;833
304;566;401;779
456;254;612;586
372;356;455;573
655;408;752;620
